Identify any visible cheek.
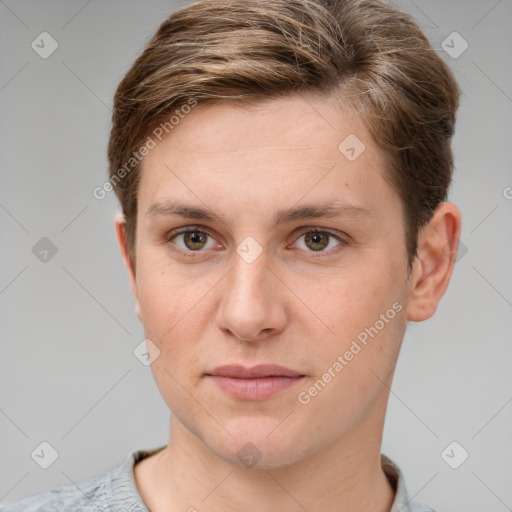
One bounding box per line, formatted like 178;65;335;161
137;251;196;321
312;257;406;388
136;264;189;354
135;261;217;366
137;267;207;411
297;306;405;439
316;259;399;336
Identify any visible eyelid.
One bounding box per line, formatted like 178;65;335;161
164;225;216;242
292;226;347;241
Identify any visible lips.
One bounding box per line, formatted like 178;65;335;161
205;364;305;400
206;364;304;379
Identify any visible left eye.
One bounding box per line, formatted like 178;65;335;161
294;230;344;252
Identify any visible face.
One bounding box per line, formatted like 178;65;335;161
120;93;416;468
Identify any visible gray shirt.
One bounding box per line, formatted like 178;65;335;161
1;446;437;511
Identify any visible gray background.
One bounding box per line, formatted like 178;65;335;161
1;0;511;510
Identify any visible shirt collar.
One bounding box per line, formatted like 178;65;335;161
382;453;416;512
110;447;415;512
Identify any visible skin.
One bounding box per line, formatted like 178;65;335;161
114;92;461;512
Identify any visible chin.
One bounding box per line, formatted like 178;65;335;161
203;418;309;470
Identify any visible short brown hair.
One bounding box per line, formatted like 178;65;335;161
107;0;460;273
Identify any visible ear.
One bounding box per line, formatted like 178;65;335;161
406;201;462;322
114;213;142;322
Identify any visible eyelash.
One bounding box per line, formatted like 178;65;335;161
164;225;348;259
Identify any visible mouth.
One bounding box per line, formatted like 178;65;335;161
205;364;306;401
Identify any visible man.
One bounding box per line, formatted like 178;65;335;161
2;0;461;510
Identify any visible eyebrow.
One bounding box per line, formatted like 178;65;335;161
145;199;374;227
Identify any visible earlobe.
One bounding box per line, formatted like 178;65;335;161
114;213;143;322
405;202;462;322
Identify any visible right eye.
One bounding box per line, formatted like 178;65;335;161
166;227;221;254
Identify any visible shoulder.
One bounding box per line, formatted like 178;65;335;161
409;505;438;512
0;447;164;512
381;453;439;512
0;472;109;512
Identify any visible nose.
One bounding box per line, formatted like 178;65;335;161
215;249;287;344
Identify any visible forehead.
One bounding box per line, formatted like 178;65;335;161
147;94;366;162
137;93;398;222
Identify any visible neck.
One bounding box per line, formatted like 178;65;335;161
142;400;395;512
